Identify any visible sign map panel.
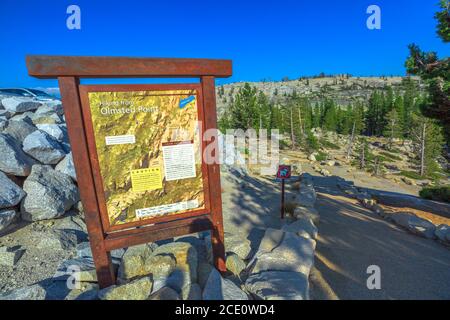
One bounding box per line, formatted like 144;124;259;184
86;89;205;227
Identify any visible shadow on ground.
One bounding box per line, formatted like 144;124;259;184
310;173;450;300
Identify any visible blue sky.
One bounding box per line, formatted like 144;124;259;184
0;0;448;88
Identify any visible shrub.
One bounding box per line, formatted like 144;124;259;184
399;170;423;180
315;151;328;162
379;151;402;161
280;139;290;150
419;186;450;203
304;131;319;153
319;138;340;150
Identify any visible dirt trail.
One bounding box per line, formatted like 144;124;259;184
220;163;450;300
310;174;450;300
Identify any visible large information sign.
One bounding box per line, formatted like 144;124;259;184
80;86;208;231
26;56;232;288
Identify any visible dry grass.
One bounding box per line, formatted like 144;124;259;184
291;181;301;191
380;205;450;226
285;201;298;214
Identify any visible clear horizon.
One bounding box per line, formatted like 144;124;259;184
0;0;448;88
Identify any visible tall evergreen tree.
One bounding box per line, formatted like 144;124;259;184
406;0;450;142
410;113;444;176
365;91;385;136
322;99;338;131
228;83;258;130
384;108;403;148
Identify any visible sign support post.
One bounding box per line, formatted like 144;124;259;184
27;56;232;288
280;179;285;219
277;165;291;220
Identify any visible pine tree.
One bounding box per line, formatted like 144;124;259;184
384;108;402;148
406;0;450;142
410;113;444;177
365;91;384;136
402;77;419;137
355;137;373;170
312;103;321;128
304;130;319;153
228;83;258;130
256;90;271;131
322;99;338;131
345;102;365;160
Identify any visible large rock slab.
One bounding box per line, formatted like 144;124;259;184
0;246;25;266
31;112;63;125
149;286;180;300
76;242;124;263
0;209;19;233
9;112;34;123
21;165;80;221
370;190;450;217
98;276;153;300
144;254;176;279
245;271;309;300
63;283;98;301
391;213;436;239
0;110;12;120
202;268;248;300
0;284;47;300
1;97;41;113
282;217;318;240
182;283;202;300
53;257;98;282
293;206;320;224
23;130;66;164
224;232;252;260
435;224;450;243
2;120;37;143
0;133;36;176
36;123;66;142
0;118;7;131
34;229;79;251
198;262;213;289
0;172;26;209
226;253;246;276
117;243;153;280
250;229;315;276
152;242;198;283
295;185;317;208
52;212;87;234
253;228;285;256
55;152;76;181
34;103;64;116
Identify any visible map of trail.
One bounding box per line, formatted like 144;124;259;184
87;89;205;227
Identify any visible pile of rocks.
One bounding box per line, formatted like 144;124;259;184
0;231;253;300
0;96;82;266
243;173;319;300
312;165;331;177
0;96;83;276
337;180;450;246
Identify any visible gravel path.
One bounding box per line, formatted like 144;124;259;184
310;174;450;300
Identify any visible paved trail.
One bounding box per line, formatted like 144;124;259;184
310;175;450;300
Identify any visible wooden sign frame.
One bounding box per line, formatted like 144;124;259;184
26;56;232;288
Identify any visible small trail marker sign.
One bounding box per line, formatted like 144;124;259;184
277;165;291;179
277;165;291;219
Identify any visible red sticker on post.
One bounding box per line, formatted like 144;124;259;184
276;165;291;179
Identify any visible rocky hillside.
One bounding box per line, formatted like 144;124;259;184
216;76;424;115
